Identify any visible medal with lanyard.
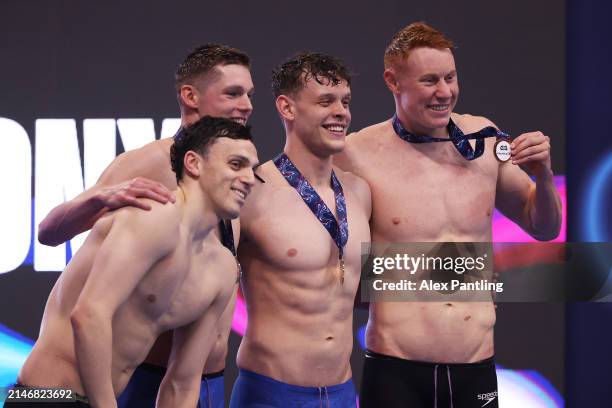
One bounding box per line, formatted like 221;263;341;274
391;114;512;161
273;153;349;284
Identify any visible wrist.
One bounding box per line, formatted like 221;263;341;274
90;190;109;211
534;167;554;183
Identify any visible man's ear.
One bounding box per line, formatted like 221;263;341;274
179;84;199;110
275;95;295;121
183;151;201;178
383;68;400;94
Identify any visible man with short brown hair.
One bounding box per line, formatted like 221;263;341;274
37;44;255;408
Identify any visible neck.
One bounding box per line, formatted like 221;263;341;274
283;134;333;188
395;106;449;139
180;111;199;128
177;180;218;242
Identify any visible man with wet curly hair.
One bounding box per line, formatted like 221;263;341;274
15;116;258;408
229;52;371;407
37;44;255;408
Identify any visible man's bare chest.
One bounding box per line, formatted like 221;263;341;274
359;142;499;240
247;187;369;272
131;245;228;329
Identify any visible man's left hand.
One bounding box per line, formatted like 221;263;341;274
510;131;552;179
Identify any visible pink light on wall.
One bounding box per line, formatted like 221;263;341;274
492;176;566;243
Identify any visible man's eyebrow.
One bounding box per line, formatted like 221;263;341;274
317;92;351;100
419;73;439;79
228;154;250;162
224;85;247;92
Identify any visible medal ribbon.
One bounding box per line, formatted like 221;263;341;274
273;153;348;258
392;114;510;160
219;220;236;255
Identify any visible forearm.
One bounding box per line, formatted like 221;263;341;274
38;189;106;246
528;170;562;240
71;309;117;408
156;377;200;408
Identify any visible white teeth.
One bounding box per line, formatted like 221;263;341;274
325;125;345;132
233;118;246;125
429;105;449;111
232;189;246;199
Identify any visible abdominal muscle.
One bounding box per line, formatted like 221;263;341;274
366;300;495;363
366;227;497;363
237;261;355;386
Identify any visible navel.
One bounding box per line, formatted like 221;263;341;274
287;248;298;257
445;303;453;307
326;336;334;341
464;315;472;321
392;217;401;225
147;294;157;303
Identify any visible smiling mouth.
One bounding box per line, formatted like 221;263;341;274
427;104;450;112
322;124;346;135
231;188;247;200
231;117;247;125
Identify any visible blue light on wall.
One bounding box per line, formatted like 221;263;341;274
583;151;612;242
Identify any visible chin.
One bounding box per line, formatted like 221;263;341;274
324;140;346;156
222;206;241;220
425;116;451;131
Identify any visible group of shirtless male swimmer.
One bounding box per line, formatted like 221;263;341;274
11;21;561;408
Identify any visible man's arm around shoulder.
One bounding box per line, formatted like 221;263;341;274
38;145;175;246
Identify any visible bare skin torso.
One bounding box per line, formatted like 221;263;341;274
344;114;501;363
96;137;237;373
237;161;371;386
19;205;236;394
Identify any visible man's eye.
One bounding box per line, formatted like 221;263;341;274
319;100;331;107
230;161;241;169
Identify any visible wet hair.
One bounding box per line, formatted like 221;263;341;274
175;44;250;92
271;52;352;98
384;22;455;69
170;116;253;182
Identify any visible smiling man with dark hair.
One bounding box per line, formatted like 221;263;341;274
229;53;370;408
12;116;258;408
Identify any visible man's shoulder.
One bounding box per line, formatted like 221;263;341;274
112;199;180;235
452;113;497;133
348;120;392;144
334;168;371;205
100;139;173;186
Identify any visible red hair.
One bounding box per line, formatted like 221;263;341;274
384;22;455;69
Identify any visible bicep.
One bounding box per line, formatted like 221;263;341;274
495;162;535;226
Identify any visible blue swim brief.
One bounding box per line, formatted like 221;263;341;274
117;363;224;408
229;368;356;408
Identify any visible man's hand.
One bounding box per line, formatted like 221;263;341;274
96;177;175;211
510;131;552;179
